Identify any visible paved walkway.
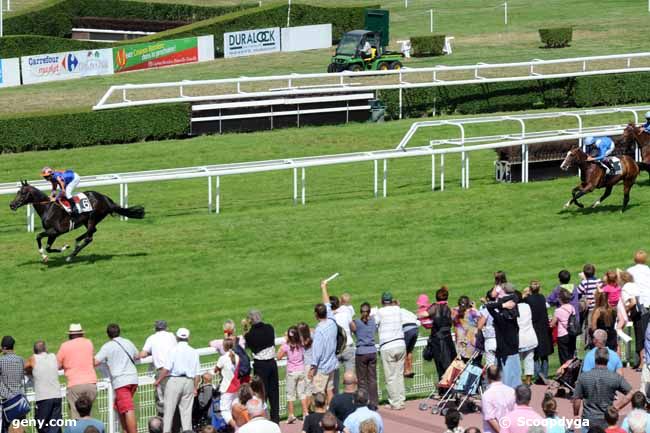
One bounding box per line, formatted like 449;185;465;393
280;367;642;433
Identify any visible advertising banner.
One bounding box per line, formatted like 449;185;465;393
224;27;280;58
281;24;332;52
113;37;199;73
21;49;113;85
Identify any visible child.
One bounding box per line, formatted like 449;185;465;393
443;409;464;433
340;292;355;318
605;405;626;433
277;325;308;424
214;338;240;430
416;294;433;329
490;271;508;299
542;394;565;433
601;270;622;308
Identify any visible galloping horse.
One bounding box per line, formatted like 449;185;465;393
560;146;639;212
621;122;650;180
9;181;145;262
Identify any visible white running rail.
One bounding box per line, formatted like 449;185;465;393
93;52;650;118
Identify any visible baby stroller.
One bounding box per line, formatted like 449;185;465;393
192;381;215;431
546;357;582;399
420;351;484;415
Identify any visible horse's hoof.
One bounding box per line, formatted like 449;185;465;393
563;201;571;209
61;244;69;251
42;256;48;264
65;256;72;263
592;201;600;208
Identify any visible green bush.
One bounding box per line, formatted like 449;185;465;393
0;104;190;153
0;35;109;58
141;3;378;55
574;72;650;107
3;0;256;37
410;35;446;57
539;27;573;48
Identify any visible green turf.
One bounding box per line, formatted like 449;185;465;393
1;109;648;358
1;0;649;116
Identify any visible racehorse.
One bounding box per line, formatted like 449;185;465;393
560;146;639;212
9;181;145;263
621;122;650;180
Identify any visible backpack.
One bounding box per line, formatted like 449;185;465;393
330;319;347;356
233;344;251;379
567;308;581;337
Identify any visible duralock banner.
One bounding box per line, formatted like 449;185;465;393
113;37;199;73
224;27;281;58
21;49;113;85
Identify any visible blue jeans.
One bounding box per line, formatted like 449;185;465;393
534;356;549;379
499;354;522;388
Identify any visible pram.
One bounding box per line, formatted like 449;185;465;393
546;357;582;399
192;382;215;431
419;350;485;415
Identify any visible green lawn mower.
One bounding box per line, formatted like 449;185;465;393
327;30;403;73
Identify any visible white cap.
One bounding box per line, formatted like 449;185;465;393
176;328;190;339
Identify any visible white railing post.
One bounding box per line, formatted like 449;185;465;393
301;168;306;205
124;183;129;221
431;154;436;191
106;381;115;433
293;168;298;205
382;160;387;198
208;175;212;213
216;176;220;214
119;183;124;221
440;154;445;191
373;160;378;198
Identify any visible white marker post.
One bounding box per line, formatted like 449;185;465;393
1;0;3;37
404;0;408;8
6;0;9;12
324;273;340;283
430;9;433;33
504;1;508;25
286;0;291;28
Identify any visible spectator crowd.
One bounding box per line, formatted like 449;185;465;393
3;250;650;433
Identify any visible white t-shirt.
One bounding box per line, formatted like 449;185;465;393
373;305;406;351
628;264;650;306
341;304;355;319
334;307;354;347
142;331;177;370
517;303;538;351
216;352;239;394
238;418;281;433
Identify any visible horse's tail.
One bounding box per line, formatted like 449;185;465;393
112;205;145;219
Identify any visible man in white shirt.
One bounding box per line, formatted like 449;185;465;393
139;321;177;416
95;324;139;433
154;328;200;433
628;250;650;369
373;292;406;410
238;398;280;433
328;290;355;394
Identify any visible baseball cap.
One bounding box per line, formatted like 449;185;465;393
176;328;190;339
155;320;168;331
382;292;393;304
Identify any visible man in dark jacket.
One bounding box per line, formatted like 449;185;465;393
486;283;521;388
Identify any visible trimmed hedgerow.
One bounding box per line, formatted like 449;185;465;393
0;104;190;153
410;35;446;57
539;27;573;48
0;35;109;58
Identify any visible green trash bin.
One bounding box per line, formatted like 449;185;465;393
369;99;386;123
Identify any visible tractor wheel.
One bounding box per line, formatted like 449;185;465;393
378;62;389;71
389;61;403;70
348;64;363;72
327;63;337;73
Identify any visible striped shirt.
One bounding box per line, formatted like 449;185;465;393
578;278;602;310
0;353;25;400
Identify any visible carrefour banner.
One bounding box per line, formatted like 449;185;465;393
224;27;280;58
21;49;113;85
113;37;199;73
0;58;21;88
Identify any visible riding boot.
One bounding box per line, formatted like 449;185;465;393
67;199;78;219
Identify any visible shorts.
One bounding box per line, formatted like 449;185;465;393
312;372;334;394
114;384;138;414
286;371;307;401
303;366;315;396
404;328;419;354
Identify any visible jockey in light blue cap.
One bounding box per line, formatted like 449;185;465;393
643;111;650;133
584;136;615;175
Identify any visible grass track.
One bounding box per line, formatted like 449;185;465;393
1;112;649;357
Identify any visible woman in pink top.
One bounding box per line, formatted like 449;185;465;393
277;326;308;424
550;289;576;365
601;270;621;307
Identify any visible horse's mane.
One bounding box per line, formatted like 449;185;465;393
24;183;49;201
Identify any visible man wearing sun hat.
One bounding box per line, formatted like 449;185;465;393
155;328;200;433
56;324;97;419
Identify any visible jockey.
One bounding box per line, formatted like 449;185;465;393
643;111;650;134
41;167;80;217
584;136;615;175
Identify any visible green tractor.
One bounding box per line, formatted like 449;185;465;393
327;30;403;73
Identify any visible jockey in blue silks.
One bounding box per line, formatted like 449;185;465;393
584;136;615;175
41;167;81;217
642;111;650;134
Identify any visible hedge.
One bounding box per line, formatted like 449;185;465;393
72;17;190;33
376;72;650;119
0;104;190;153
410;35;446;57
3;0;256;37
0;35;109;58
140;3;379;54
539;27;573;48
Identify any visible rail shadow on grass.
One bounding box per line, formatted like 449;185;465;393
18;252;148;267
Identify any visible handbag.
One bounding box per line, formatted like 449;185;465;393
2;393;30;423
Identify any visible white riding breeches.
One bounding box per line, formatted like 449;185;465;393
64;174;80;199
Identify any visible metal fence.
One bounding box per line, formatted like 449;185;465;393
23;338;434;433
93;52;650;118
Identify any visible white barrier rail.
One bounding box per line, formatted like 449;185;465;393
93;52;650;115
23;338;434;433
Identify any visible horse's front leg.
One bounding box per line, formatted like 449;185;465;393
45;235;69;254
564;185;582;209
36;230;56;262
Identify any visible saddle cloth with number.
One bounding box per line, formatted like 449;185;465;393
63;192;93;214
